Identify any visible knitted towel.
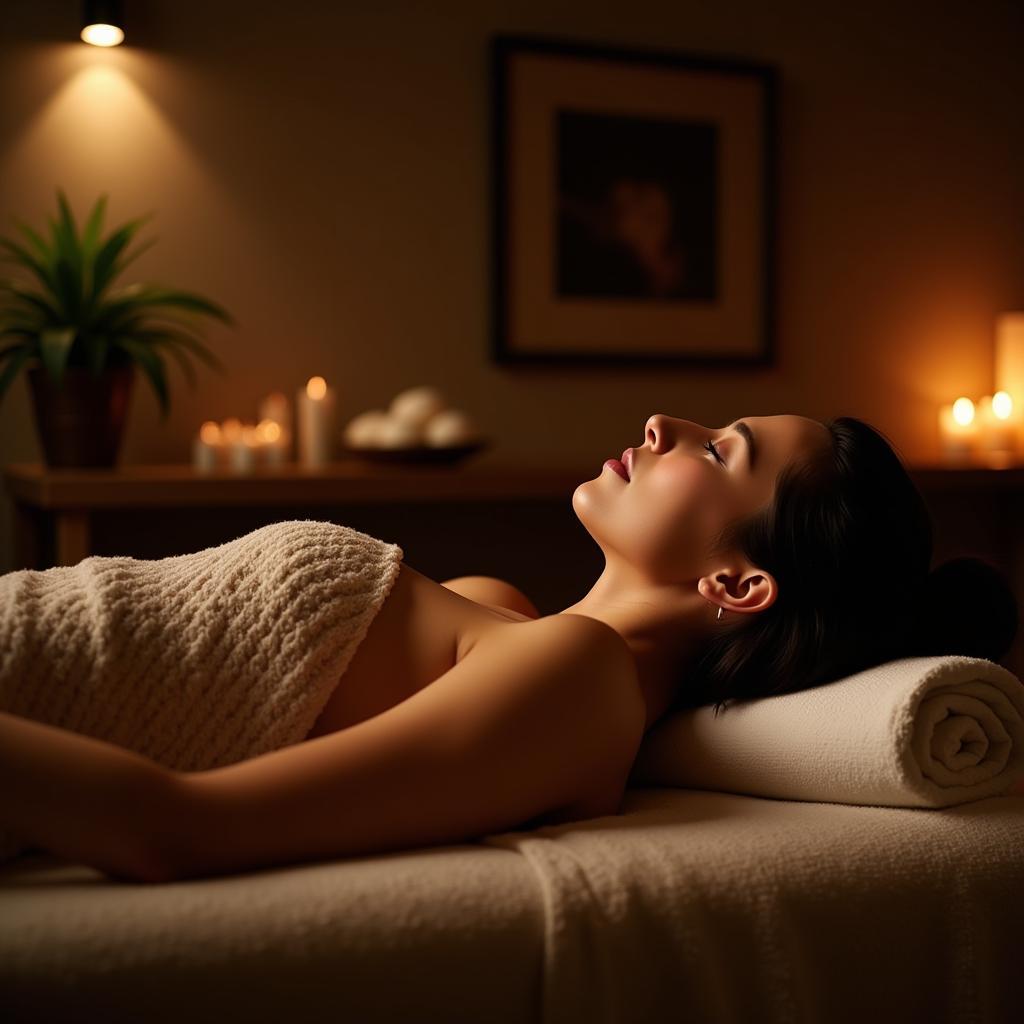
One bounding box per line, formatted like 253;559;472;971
0;519;404;863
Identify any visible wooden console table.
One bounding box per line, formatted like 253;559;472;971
3;459;588;569
4;460;1024;569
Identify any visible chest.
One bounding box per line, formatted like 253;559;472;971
306;563;520;739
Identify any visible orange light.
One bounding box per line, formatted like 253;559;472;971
306;376;328;400
199;421;221;444
951;397;975;426
257;419;282;443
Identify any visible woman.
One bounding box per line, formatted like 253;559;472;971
0;413;1017;883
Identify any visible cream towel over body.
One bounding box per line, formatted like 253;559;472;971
0;519;404;862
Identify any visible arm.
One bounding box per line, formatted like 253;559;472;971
1;617;641;883
0;711;180;882
166;614;642;881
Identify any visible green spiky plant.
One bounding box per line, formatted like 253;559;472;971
0;188;233;418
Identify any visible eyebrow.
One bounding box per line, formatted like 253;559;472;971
729;420;757;472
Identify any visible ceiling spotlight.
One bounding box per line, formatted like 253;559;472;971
81;0;125;47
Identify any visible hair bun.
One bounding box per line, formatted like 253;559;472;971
909;557;1019;663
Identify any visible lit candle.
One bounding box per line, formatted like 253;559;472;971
221;417;243;446
192;420;223;473
259;392;292;440
995;313;1024;455
938;397;978;464
258;418;287;466
229;424;259;474
297;376;336;468
977;392;1019;467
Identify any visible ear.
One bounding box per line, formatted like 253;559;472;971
697;563;778;616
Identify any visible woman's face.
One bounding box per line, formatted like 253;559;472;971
573;413;830;584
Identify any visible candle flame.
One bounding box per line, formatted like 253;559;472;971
307;376;328;400
952;397;975;426
257;419;282;442
992;391;1013;419
199;421;222;444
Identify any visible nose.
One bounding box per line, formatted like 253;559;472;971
645;414;707;454
644;413;678;452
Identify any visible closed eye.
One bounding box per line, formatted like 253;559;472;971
703;439;725;465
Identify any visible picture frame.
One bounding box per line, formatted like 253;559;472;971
490;34;777;367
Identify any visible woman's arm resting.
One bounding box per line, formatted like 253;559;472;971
171;615;642;881
0;711;183;882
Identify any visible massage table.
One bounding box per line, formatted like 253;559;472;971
2;636;1023;1022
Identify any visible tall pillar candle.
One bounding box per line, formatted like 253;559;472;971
996;313;1024;455
297;376;336;467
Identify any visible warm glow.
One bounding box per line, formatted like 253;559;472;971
221;417;243;442
241;425;259;446
992;391;1013;419
81;24;125;47
199;421;221;444
306;376;328;400
952;397;975;426
257;419;282;442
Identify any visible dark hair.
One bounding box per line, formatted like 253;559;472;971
675;416;1019;718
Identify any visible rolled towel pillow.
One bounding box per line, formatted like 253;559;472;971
628;655;1024;808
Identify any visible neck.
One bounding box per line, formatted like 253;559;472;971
556;569;710;732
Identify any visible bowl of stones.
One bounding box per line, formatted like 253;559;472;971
341;386;488;465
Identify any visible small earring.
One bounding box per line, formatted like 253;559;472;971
716;606;724;621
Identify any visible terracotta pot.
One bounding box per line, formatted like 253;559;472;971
27;364;135;468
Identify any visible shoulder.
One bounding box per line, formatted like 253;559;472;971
474;613;645;752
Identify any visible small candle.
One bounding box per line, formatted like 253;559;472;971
259;392;292;440
192;420;222;473
221;417;243;446
938;397;978;464
229;424;259;474
258;418;288;467
977;392;1019;467
297;376;336;468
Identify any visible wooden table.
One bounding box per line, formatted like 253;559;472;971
5;460;1023;565
3;459;588;568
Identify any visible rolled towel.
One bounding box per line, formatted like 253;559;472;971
0;519;403;863
628;655;1024;808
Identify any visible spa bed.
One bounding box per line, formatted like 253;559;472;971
1;787;1021;1023
2;653;1023;1023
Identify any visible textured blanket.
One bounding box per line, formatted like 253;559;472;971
628;654;1024;808
0;519;404;862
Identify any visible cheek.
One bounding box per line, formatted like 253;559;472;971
628;460;721;564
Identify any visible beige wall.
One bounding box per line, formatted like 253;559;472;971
2;1;1023;572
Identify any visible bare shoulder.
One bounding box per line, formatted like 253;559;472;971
472;613;646;756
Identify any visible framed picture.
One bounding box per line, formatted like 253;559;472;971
491;34;777;366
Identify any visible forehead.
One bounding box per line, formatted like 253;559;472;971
745;414;828;467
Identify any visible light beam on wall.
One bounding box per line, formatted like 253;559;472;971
81;0;125;47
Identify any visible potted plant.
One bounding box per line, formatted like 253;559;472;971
0;189;233;467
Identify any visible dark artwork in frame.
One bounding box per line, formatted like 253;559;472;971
556;109;718;303
491;34;777;367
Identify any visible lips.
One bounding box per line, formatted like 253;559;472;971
620;449;633;480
